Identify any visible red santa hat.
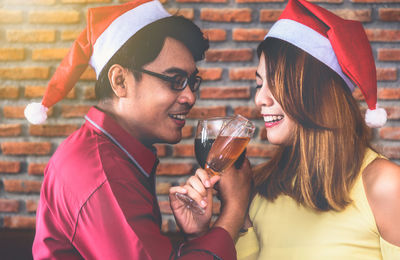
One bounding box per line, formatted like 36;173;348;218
264;0;386;128
24;0;170;124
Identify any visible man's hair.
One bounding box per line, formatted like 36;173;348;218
95;15;209;100
254;38;372;212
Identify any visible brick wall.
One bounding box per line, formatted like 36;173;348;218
0;0;399;237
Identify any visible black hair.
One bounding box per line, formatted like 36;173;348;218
95;15;209;100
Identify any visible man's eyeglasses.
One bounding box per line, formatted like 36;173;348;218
131;68;202;92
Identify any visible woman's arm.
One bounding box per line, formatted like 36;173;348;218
363;158;400;246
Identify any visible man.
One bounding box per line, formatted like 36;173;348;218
26;0;252;259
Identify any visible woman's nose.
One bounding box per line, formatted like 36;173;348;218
255;86;274;108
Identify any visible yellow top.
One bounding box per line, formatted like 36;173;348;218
236;149;400;260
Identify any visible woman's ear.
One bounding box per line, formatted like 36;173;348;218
108;64;128;97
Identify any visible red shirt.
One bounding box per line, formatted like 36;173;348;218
33;106;236;260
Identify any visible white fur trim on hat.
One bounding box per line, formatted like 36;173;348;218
365;105;387;128
265;19;355;93
89;0;170;78
24;102;48;125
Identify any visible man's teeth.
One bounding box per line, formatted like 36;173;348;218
264;115;283;123
170;114;186;120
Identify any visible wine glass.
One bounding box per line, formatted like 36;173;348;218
175;115;255;214
204;115;255;176
194;117;233;168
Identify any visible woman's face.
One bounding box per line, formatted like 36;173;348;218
255;52;296;146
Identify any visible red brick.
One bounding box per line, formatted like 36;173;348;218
0;161;21;174
80;67;96;81
61;105;91;118
198;67;223;81
378;49;400;61
28;163;47;175
3;106;25;119
203;29;227;42
234;106;261;119
379;8;400;21
159;201;172;214
10;0;56;5
377;67;397;81
238;0;284;3
0;67;50;80
3;179;42;193
331;9;371;22
366;29;400;42
182;125;194;139
61;29;81;41
156;182;172;195
385;105;400;120
0;86;19;99
167;8;194;20
200;86;251;99
3;216;36;229
29;10;80;24
352;0;399;2
247;143;278;158
157;163;194;176
378;88;400;99
260;9;282;22
6;30;56;43
173;144;194;157
205;49;253;62
229;67;257;81
154;144;168;157
0;199;20;213
200;8;252;23
32;48;69;61
374;144;400;160
84;85;96;100
353;88;400;100
233;28;268;42
379;127;400;140
1;142;52;155
188;106;226;119
0;124;22;136
177;0;227;2
26;200;38;213
29;124;78;136
0;10;23;24
0;48;25;61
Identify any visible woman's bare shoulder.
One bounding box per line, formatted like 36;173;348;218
363;158;400;246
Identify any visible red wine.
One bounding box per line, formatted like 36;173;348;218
195;138;215;168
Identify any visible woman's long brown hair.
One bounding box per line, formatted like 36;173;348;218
255;38;372;211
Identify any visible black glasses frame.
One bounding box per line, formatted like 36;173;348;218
131;68;202;92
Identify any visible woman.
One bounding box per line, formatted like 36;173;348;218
235;0;400;259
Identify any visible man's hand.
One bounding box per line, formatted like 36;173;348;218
169;169;220;239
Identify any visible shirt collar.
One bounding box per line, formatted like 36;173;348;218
85;106;157;178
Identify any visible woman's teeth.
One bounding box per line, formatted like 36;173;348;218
264;115;283;123
170;114;186;120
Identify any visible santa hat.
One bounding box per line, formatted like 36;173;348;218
24;0;170;124
264;0;386;128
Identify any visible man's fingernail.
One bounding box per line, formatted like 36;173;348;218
201;200;207;207
205;180;210;187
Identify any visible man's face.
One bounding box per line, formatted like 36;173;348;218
118;37;198;146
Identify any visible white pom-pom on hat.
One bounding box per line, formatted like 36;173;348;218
24;102;48;125
365;105;387;128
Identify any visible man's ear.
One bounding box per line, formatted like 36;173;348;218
108;64;128;98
